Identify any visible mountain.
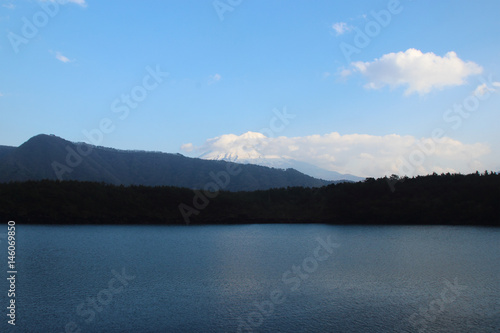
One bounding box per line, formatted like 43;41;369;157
197;132;364;182
0;134;331;191
262;159;364;182
0;145;15;159
201;155;364;182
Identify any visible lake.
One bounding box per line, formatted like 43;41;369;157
3;224;499;332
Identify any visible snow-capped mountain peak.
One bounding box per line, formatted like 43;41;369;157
195;131;364;182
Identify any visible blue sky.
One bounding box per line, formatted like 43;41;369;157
1;0;499;177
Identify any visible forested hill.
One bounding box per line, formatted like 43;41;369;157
0;134;332;191
0;172;498;226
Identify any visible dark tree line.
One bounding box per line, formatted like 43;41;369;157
0;172;498;226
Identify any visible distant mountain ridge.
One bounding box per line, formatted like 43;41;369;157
0;134;332;191
200;154;363;182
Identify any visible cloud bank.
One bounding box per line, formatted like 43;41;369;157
182;131;491;178
348;48;483;95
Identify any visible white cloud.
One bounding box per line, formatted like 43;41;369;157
180;143;194;152
332;22;352;36
474;81;500;96
183;131;492;178
339;68;351;77
209;73;221;84
2;3;15;9
68;0;87;6
55;51;71;63
474;83;493;96
350;48;483;95
45;0;87;7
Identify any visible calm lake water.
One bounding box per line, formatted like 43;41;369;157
2;224;499;332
